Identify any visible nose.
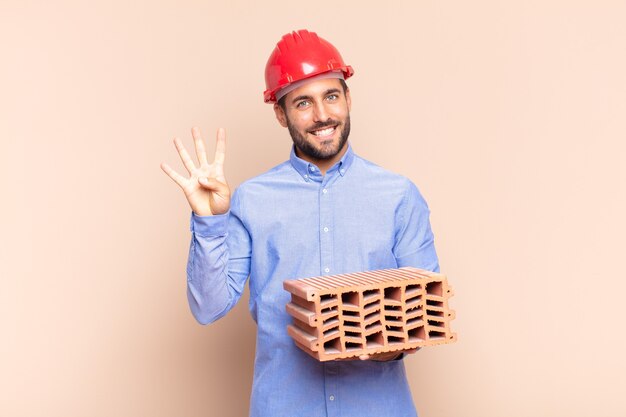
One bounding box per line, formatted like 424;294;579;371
312;100;329;122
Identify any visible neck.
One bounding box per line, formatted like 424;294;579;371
295;142;349;176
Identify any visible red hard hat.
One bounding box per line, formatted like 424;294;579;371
263;29;354;103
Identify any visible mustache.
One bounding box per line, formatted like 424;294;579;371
307;120;340;132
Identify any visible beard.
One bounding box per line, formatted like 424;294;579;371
287;114;351;160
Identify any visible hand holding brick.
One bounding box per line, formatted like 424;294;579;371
283;267;457;361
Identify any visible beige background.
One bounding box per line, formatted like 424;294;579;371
1;1;625;416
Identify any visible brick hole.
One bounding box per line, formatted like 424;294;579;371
406;304;423;312
342;310;359;317
323;318;340;328
323;337;342;354
364;311;379;322
426;299;443;307
428;330;446;339
385;315;403;323
365;321;381;331
385;325;403;333
405;298;421;309
384;286;402;301
363;289;380;301
363;300;378;310
343;319;360;327
321;306;338;314
323;329;336;338
385;316;402;325
388;335;405;344
365;331;384;348
346;342;363;351
426;309;444;317
408;326;426;342
405;284;421;298
321;306;339;321
426;281;443;296
406;316;423;326
320;293;337;304
323;328;340;339
341;291;359;307
384;305;402;312
427;320;444;328
321;311;338;322
345;331;361;338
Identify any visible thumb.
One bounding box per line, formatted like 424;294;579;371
198;177;227;192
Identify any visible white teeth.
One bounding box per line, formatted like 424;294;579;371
312;127;335;136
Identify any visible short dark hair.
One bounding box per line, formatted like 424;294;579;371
277;78;349;111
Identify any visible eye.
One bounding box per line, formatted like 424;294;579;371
296;100;310;108
326;94;338;101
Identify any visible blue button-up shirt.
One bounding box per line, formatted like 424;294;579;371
187;143;439;417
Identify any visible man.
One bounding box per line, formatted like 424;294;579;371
161;29;439;417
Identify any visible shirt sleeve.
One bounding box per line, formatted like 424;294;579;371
186;188;252;324
392;180;440;273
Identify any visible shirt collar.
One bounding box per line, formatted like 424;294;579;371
289;143;355;182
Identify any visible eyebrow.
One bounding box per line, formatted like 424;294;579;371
291;88;342;105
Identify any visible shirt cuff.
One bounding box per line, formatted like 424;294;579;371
190;211;229;237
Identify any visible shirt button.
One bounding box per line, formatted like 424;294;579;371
309;166;315;172
324;267;330;273
329;395;335;401
304;174;308;179
322;189;328;194
323;227;329;232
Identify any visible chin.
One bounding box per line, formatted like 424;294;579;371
289;118;350;161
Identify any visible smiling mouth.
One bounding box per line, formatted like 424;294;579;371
308;125;338;139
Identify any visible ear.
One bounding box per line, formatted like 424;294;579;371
273;103;288;128
345;87;352;112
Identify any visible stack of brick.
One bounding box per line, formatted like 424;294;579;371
283;267;456;361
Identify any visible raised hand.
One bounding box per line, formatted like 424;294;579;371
161;127;230;216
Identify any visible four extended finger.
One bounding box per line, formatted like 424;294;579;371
160;162;186;188
174;137;197;174
191;126;209;166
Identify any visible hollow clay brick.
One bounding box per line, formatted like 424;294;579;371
283;267;456;361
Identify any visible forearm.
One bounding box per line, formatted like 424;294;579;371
393;181;440;272
187;228;235;324
186;209;251;325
